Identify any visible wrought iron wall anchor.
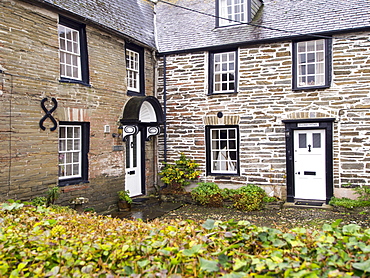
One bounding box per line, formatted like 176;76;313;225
39;97;58;131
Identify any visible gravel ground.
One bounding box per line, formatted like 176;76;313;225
159;203;370;230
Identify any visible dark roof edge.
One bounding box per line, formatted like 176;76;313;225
158;26;370;56
20;0;157;50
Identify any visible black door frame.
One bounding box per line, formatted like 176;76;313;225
283;118;335;204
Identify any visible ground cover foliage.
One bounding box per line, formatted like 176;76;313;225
1;203;370;277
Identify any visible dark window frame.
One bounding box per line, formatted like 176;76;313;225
208;49;238;95
58;15;90;86
216;0;251;27
292;38;332;91
58;121;90;187
205;125;240;176
126;43;145;96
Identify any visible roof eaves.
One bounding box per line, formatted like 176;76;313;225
20;0;157;50
158;25;370;56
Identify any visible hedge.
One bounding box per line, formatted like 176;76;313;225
0;203;369;277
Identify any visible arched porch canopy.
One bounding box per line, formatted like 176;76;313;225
120;96;164;140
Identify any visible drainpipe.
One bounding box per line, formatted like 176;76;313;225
163;55;167;162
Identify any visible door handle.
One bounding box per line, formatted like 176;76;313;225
308;144;311;152
127;170;135;175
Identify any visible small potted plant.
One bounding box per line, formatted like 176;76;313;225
117;190;132;211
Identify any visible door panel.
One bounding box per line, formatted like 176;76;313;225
294;129;326;200
125;132;142;197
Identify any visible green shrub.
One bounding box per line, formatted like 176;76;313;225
330;186;370;209
230;185;268;211
0;205;369;277
31;196;47;206
191;182;223;207
354;185;370;201
46;186;61;206
159;153;201;189
329;197;370;209
191;183;272;211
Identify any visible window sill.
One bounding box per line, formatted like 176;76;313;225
207;173;239;177
127;90;145;96
59;178;89;187
292;85;330;91
60;183;90;193
208;91;238;96
59;78;91;87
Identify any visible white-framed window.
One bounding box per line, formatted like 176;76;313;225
218;0;249;26
59;125;82;179
210;50;237;94
293;39;331;90
206;126;239;175
58;16;89;84
58;25;81;80
126;49;140;92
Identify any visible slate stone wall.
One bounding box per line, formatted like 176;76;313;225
157;31;370;197
0;0;157;212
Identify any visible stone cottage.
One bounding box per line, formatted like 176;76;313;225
155;0;370;204
1;0;370;210
0;0;164;212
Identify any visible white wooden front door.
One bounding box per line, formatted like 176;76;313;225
125;132;142;197
294;129;326;200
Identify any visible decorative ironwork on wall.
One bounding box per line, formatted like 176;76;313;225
39;97;58;131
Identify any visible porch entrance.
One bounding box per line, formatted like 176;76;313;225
120;96;164;198
125;132;142;197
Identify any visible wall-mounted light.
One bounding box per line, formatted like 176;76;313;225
112;124;123;138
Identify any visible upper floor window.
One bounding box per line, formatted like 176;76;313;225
217;0;250;27
206;126;239;175
126;44;145;96
292;38;332;90
58;16;89;85
209;50;238;95
58;122;89;186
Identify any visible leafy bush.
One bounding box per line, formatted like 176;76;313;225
118;190;133;204
329;197;370;209
191;182;223;207
354;186;370;202
330;186;370;209
231;185;267;211
159;153;201;189
191;183;274;211
0;204;369;277
31;196;47;206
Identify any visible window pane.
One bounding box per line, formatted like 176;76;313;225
212;51;236;93
299;134;306;148
209;127;238;174
307;53;315;63
58;24;81;80
313;133;321;148
307;64;315;74
296;39;327;87
307;41;315;51
316;40;324;51
59;124;83;179
300;65;306;75
307;76;315;84
73;164;79;175
298;42;306;52
298;54;306;64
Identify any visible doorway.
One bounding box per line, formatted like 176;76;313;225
125;132;142;197
283;119;334;204
293;129;326;200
